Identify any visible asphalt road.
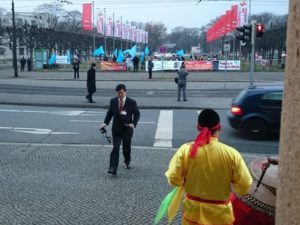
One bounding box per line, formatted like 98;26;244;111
0;105;279;155
0;83;242;98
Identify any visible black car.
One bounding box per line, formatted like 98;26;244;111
228;85;283;139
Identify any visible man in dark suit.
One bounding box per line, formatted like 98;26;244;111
100;84;140;175
86;63;96;103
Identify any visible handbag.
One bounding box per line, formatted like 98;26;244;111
174;77;178;84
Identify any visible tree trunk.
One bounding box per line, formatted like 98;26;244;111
276;0;300;224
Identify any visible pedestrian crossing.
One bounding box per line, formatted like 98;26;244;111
0;106;279;154
0;107;206;148
154;110;173;147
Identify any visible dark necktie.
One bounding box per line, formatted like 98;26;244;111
119;99;124;112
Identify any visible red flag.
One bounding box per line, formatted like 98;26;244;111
231;5;238;30
226;10;232;33
82;3;92;31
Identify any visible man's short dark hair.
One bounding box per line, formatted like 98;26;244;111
115;83;126;92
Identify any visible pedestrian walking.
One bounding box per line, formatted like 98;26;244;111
72;57;80;79
176;62;189;101
100;84;140;176
147;58;154;79
27;57;32;71
164;109;252;225
85;63;96;103
20;56;26;72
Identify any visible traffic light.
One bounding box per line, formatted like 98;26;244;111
235;24;252;44
256;23;264;37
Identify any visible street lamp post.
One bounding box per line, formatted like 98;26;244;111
12;0;18;77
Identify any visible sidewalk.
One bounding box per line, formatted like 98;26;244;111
0;68;284;109
0;142;272;225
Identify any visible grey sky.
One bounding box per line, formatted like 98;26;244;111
1;0;289;31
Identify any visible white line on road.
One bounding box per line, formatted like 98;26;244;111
154;110;173;148
69;120;156;124
0;127;80;135
69;120;102;123
0;109;105;116
0;126;13;129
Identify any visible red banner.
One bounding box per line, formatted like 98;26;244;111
100;62;126;71
185;61;213;71
82;3;92;31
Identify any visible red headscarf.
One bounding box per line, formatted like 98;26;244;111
189;123;221;158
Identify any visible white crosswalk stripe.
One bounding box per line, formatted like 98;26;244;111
153;110;173;148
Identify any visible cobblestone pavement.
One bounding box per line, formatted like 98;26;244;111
0;143;268;225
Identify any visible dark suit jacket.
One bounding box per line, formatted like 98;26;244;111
104;97;140;132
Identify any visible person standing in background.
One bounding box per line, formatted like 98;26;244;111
147;58;154;79
132;55;140;72
27;57;32;71
20;56;26;72
177;62;189;101
73;57;80;79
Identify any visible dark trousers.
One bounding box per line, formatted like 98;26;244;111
74;69;79;79
86;91;95;102
20;65;25;72
109;129;133;172
148;70;152;79
177;83;187;100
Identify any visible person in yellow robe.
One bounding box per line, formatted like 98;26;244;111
165;109;252;225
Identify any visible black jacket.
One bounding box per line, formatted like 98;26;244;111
87;68;96;93
104;97;140;132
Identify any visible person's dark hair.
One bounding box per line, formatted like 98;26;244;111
181;62;185;69
198;109;220;133
91;63;96;67
115;83;126;92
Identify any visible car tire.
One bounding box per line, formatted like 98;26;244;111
243;118;269;140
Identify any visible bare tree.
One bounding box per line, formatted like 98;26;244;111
144;22;167;53
57;10;82;32
34;3;65;29
168;27;201;53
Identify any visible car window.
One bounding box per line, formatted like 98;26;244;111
262;92;283;101
260;91;283;107
234;89;247;104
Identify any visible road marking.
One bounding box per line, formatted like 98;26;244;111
0;126;13;129
51;111;85;116
69;120;102;123
0;127;79;135
0;110;20;112
147;91;154;95
0;109;105;116
154;110;173;148
69;120;156;124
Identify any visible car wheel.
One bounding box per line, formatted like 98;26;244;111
243;118;269;140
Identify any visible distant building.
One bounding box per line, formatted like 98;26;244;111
0;12;49;60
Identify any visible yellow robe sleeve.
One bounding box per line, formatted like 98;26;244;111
165;144;189;187
232;154;253;196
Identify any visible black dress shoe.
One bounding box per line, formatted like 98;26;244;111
177;99;180;102
184;99;188;101
125;164;131;169
107;170;117;175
